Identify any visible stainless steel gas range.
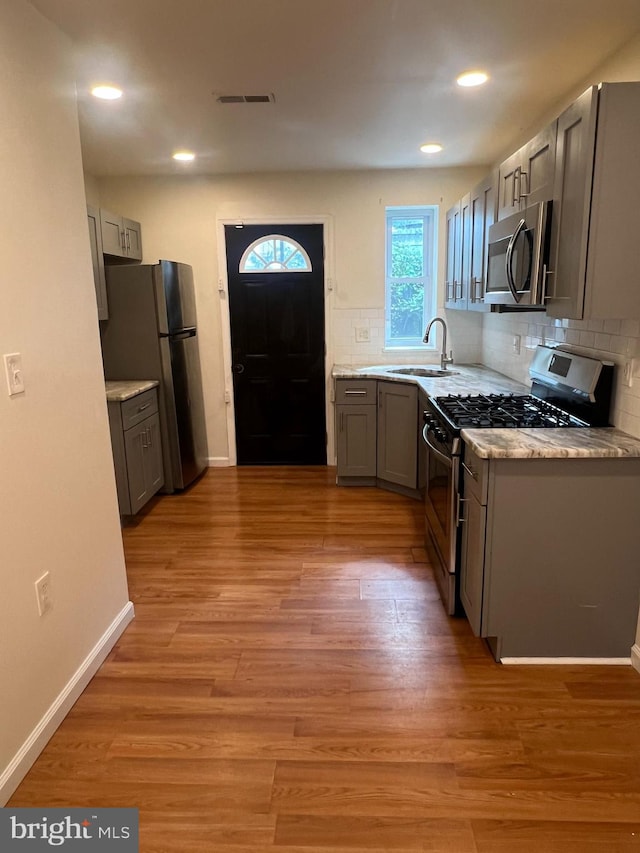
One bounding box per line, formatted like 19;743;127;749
421;346;614;615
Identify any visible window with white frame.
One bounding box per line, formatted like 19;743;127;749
384;206;438;348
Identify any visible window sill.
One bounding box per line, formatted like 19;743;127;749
383;346;436;353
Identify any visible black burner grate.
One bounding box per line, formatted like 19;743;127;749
434;394;587;430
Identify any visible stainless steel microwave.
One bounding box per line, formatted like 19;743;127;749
485;200;552;309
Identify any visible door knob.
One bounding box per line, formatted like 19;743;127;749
233;363;245;374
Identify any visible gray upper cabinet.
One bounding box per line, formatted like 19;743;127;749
497;121;557;221
87;205;108;321
377;381;418;489
444;201;462;309
467;173;495;312
446;176;494;313
100;208;143;261
547;82;640;320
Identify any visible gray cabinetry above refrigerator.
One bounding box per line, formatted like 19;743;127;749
100;208;142;261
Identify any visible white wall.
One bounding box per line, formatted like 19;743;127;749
96;167;486;463
0;0;131;801
481;32;640;441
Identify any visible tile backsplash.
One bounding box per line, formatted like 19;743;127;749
482;313;640;438
329;306;640;438
330;308;482;367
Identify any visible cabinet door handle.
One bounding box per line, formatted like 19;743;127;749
462;461;478;481
471;276;484;302
141;431;148;449
344;389;367;396
137;402;151;413
120;230;126;252
339;411;344;433
456;493;468;526
146;426;152;446
541;265;568;302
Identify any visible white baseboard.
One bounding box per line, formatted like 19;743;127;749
631;644;640;675
500;656;631;665
208;456;232;467
0;600;134;806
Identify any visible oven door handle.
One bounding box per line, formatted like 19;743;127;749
422;424;452;468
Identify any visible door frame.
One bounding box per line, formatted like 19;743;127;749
217;215;335;466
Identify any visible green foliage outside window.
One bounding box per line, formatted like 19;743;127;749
389;282;424;338
391;219;423;277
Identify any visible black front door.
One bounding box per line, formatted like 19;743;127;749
225;223;326;465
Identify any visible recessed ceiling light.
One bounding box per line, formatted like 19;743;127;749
420;143;443;154
172;151;196;162
90;85;123;100
456;70;489;88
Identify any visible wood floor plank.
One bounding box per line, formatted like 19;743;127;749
8;466;640;850
274;814;478;851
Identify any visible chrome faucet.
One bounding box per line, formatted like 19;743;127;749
423;317;454;370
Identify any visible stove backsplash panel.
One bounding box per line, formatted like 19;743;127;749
482;313;640;438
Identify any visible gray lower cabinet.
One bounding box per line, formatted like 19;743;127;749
376;381;418;490
87;205;108;321
459;446;489;635
335;379;377;482
335;378;421;495
459;444;640;659
108;388;164;515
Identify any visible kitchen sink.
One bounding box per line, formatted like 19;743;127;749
386;367;459;378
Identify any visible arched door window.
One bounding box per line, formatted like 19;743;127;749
239;234;312;273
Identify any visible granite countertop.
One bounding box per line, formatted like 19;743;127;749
105;379;159;402
333;363;640;460
332;363;528;396
462;427;640;459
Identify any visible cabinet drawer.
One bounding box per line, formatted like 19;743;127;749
121;388;159;430
462;444;488;505
335;379;377;405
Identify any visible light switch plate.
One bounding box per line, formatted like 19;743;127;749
4;352;25;395
355;327;370;343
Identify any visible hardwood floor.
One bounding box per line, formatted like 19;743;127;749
9;467;640;851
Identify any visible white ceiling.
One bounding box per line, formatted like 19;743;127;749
31;0;640;177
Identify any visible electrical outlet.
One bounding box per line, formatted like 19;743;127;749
355;327;370;343
512;335;521;355
4;352;25;396
35;572;53;616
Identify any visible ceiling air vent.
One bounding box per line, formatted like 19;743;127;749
215;93;275;104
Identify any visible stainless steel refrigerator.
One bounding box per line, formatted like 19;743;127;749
101;260;208;492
